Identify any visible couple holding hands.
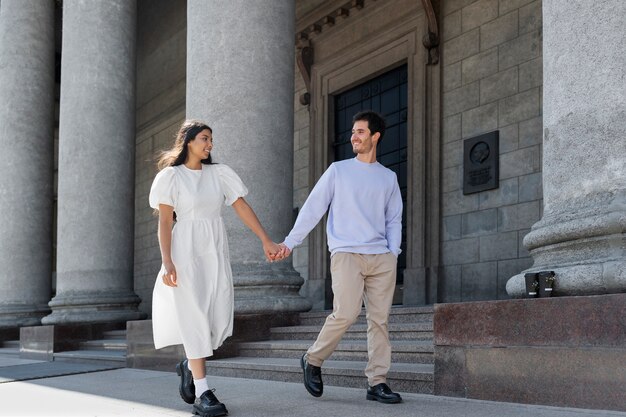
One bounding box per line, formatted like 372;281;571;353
149;111;403;417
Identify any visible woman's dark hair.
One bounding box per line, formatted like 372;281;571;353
352;110;386;143
157;119;214;171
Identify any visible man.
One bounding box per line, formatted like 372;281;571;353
278;110;403;404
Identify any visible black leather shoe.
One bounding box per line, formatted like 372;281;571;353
300;353;323;397
176;359;195;404
193;389;228;417
366;383;403;404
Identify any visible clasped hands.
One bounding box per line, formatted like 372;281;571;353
263;241;292;262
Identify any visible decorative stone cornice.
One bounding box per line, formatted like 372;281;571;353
295;0;369;105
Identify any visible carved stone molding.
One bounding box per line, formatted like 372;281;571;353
296;42;313;105
420;0;439;64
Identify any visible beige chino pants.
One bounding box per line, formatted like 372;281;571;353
306;252;397;386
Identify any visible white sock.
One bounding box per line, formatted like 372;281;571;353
194;378;209;398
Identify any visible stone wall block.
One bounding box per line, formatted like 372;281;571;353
478;177;519;209
440;265;462;302
442;238;480;265
461;261;498;301
518;116;542;148
443;10;462;41
442;190;480;216
497;200;541;231
500;145;540;179
498;29;542;70
519;0;542;34
442;165;462;193
461;48;498;84
479;231;518;261
461;102;498;138
519;56;542;91
462;0;498;32
443;139;463;168
461;209;498;237
498;123;519;153
496;257;532;298
444;82;480;117
443;29;480;65
498;88;540;126
443;0;482;16
499;0;535;15
480;67;518;104
480;10;518;51
444;61;462;92
443;114;462;144
443;214;462;240
518;172;542;202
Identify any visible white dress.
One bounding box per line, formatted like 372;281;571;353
148;163;248;359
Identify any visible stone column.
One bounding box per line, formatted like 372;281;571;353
186;1;311;314
507;0;626;297
0;0;55;327
43;0;145;324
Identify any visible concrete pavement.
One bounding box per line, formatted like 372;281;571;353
0;354;624;417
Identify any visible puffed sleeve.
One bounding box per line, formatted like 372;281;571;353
149;167;177;209
217;164;249;206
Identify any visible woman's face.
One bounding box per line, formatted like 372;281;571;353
187;129;213;161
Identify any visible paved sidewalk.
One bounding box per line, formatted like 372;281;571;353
0;354;624;417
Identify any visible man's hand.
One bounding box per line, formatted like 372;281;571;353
277;242;292;260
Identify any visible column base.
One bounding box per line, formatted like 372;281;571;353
507;190;626;297
507;261;626;298
0;303;50;329
232;263;312;315
42;290;146;325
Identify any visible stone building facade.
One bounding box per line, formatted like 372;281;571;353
0;0;624;329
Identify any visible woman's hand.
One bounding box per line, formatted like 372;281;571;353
162;261;178;287
263;240;281;262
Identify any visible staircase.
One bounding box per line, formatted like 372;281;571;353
204;306;435;394
0;339;20;356
53;329;127;367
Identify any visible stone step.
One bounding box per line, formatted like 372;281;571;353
270;322;433;341
1;340;20;349
204;356;433;394
0;340;20;356
238;339;434;364
54;349;126;366
101;330;127;340
298;306;434;326
79;339;128;352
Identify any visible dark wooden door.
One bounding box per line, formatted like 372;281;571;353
331;64;408;299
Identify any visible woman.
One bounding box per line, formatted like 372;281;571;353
149;120;280;417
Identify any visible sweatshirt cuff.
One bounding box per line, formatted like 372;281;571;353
283;237;298;251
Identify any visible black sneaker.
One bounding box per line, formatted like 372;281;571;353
366;383;403;404
176;359;195;404
193;389;228;417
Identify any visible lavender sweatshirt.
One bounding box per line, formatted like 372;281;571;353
284;158;403;257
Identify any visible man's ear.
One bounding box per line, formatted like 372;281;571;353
372;131;381;145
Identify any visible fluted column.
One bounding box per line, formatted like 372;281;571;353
43;0;144;324
507;0;626;297
0;0;55;328
186;0;311;314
